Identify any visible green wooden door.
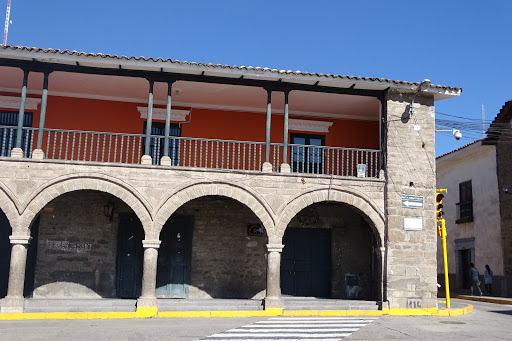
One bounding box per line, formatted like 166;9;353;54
0;211;11;298
281;227;331;297
116;214;144;298
156;215;193;298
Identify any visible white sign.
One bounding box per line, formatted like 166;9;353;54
401;195;424;209
403;217;423;231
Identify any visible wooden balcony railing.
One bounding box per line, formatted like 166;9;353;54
0;126;381;178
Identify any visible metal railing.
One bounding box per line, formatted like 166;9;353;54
0;126;381;178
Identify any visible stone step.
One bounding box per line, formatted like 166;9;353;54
158;299;264;311
283;298;379;311
23;299;137;313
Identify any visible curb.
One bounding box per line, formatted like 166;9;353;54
0;302;473;320
450;295;512;305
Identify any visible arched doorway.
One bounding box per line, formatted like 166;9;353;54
29;190;144;299
281;202;380;300
0;209;11;298
157;196;267;299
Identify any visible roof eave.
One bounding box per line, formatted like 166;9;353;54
0;46;462;100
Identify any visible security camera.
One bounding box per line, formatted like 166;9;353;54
452;130;462;140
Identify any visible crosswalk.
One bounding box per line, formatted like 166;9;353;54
199;316;378;341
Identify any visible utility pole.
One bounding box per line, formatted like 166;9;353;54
2;0;12;46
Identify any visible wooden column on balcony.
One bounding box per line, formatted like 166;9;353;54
142;79;155;164
262;89;272;172
281;90;291;173
33;71;51;159
161;81;174;166
11;69;29;158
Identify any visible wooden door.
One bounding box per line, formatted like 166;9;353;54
0;211;11;298
116;214;144;298
156;215;193;298
281;227;331;297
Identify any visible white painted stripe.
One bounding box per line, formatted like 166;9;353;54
270;316;378;321
208;333;352;337
203;339;348;341
228;328;359;332
249;323;369;327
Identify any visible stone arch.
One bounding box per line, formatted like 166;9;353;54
153;181;275;237
0;181;21;232
18;174;152;235
275;186;385;246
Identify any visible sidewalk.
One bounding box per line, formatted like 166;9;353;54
438;292;512;305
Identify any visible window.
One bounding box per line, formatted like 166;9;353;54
456;180;473;224
142;122;181;165
290;133;325;174
0;111;33;157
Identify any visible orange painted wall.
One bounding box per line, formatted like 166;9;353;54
0;93;380;150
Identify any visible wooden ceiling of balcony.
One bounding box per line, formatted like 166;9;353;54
0;65;380;121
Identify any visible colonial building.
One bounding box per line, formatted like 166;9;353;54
436;100;512;297
0;46;460;313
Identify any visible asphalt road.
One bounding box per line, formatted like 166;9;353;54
0;299;510;340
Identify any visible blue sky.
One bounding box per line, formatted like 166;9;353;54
2;0;511;156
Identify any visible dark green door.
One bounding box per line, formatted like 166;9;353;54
156;215;193;298
0;211;11;298
116;214;144;298
281;227;331;297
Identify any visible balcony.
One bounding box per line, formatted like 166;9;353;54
0;126;381;178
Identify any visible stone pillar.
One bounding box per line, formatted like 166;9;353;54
264;243;284;309
137;239;161;308
1;235;31;313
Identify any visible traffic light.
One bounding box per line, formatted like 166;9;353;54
436;193;445;221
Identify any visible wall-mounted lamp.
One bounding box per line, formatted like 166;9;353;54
503;185;511;194
410;79;431;116
104;203;114;221
435;129;462;140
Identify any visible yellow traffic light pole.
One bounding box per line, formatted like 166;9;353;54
437;189;450;309
440;218;450;308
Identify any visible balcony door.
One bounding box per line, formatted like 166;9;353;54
142;122;181;165
290;133;325;174
0;111;33;157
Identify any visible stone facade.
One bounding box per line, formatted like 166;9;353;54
384;91;438;309
0;90;443;311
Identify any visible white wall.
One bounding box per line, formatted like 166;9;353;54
436;142;503;278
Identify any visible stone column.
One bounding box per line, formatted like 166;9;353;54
1;235;31;313
137;239;161;308
264;243;284;309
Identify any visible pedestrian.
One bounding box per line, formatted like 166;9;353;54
484;264;493;296
470;263;483;296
